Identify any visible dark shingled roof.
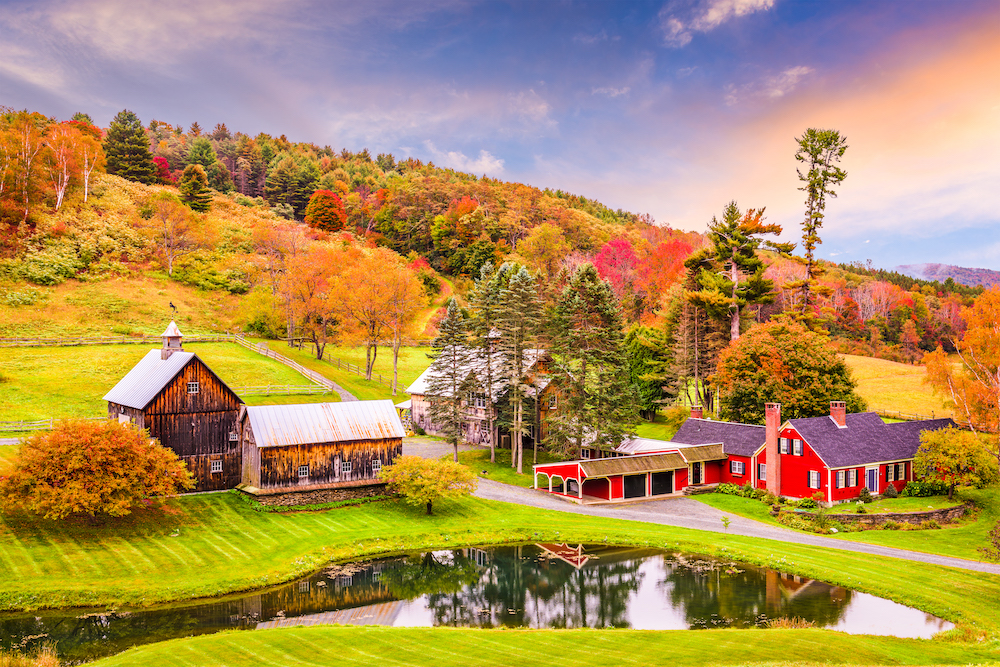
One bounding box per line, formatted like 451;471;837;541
788;413;955;468
672;418;765;457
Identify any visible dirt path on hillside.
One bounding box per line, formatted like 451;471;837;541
474;479;1000;575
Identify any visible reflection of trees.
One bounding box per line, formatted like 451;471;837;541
423;545;645;629
383;550;480;600
658;556;851;628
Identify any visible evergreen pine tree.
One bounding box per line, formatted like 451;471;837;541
426;299;473;461
104;109;156;184
179;164;212;212
546;264;638;457
467;261;507;463
498;266;542;474
625;324;676;420
188;137;217;169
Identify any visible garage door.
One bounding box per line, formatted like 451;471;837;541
623;474;647;499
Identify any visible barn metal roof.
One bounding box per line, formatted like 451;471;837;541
616;437;685;454
103;349;196;409
243;400;405;448
580;452;686;478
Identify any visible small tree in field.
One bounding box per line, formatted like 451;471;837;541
379;455;477;515
913;427;999;500
0;419;194;520
304;189;347;232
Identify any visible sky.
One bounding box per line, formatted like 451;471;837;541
2;0;998;271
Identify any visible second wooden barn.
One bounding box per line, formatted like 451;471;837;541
238;399;404;506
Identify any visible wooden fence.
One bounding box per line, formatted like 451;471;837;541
0;417;106;434
0;334;236;347
294;340;395;389
233;335;336;391
231;384;330;396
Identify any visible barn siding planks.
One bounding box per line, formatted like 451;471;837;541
256;438;402;490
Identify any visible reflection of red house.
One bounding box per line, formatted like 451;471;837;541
534;402;954;505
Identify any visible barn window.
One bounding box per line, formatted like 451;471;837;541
371;459;382;473
211;460;223;473
547;395;557;410
228;432;238;442
298;465;309;478
187;382;199;394
342;461;352;474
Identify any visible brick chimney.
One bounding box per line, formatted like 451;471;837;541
830;401;847;428
690;405;703;419
161;321;184;360
765;403;781;494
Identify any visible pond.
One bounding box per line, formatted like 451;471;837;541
1;544;952;664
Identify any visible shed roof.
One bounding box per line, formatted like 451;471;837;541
672;418;765;457
103;349;197;409
243;400;405;448
676;443;726;462
161;321;183;338
616;437;681;454
789;413;955;468
580;452;686;478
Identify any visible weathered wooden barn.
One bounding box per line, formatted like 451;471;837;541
103;322;244;491
238;399;404;504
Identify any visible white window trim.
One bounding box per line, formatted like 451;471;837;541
758;462;766;481
187;382;199;394
211;460;223;473
887;464;896;483
371;459;382;472
547;395;557;410
836;470;846;488
848;469;858;487
298;464;309;478
342;460;352;474
730;460;744;475
228;432;238;442
793;439;803;456
779;438;789;455
808;470;820;489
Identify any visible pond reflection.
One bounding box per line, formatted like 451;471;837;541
0;544;952;663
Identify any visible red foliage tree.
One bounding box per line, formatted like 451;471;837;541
152;156;175;184
304;189;347;232
594;238;639;303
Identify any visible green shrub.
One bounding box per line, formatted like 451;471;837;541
858;487;874;503
856;502;866;514
741;482;754;497
763;492;778;505
715;483;742;496
881;520;900;530
0;286;45;306
901;480;949;497
922;519;941;530
882;483;899;499
798;498;818;510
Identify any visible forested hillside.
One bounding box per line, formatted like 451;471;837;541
0;106;986;398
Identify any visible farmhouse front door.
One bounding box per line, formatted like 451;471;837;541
866;468;878;494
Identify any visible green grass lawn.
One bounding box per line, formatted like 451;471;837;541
2;492;1000;637
693;487;997;561
320;344;432;391
862;496;961;513
0;342;320;422
841;354;952;418
88;625;1000;667
454;447;566;487
277;343;411;403
635;410;686;441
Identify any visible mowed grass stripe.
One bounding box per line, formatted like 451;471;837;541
89;626;1000;667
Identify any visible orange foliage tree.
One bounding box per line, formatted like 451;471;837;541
283;245;344;359
304;189;347;232
924;285;1000;470
0;419;193;519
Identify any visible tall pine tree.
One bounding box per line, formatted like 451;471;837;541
104;110;156;184
426;299;473;461
546;264;638;457
179;164;212;212
467;261;506;463
498;266;542;474
790;128;848;323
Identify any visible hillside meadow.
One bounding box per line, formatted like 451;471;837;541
840;353;951;418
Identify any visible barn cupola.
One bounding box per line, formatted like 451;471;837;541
161;321;184;360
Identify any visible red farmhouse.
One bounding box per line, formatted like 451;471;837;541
533;402;953;505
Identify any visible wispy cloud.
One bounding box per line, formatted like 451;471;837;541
574;29;616;44
592;86;631;98
724;65;814;106
423;141;505;175
659;0;775;47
